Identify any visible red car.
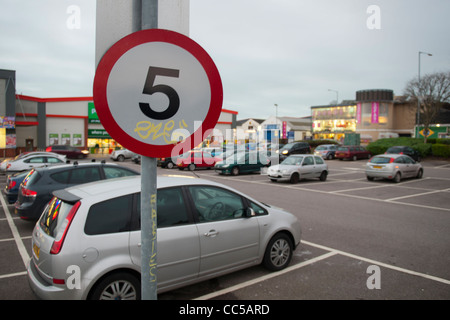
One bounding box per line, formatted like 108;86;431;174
176;151;221;171
46;145;89;159
335;145;371;161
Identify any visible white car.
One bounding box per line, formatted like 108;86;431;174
5;153;67;173
28;175;301;299
366;154;423;183
267;155;328;183
1;152;62;174
110;149;136;162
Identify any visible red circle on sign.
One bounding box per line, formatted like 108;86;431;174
93;29;223;158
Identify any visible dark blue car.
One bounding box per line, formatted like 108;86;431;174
4;170;29;204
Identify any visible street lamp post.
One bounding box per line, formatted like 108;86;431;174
328;89;339;105
417;51;432;128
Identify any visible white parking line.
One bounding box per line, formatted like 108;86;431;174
194;239;450;300
194;251;338;300
0;193;29;267
386;188;450;201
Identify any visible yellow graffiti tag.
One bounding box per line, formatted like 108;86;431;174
134;119;188;144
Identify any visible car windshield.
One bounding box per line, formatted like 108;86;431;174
315;146;327;150
282;156;304;165
280;142;295;151
387;147;402;153
370;156;392;164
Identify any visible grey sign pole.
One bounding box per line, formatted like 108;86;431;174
140;0;158;301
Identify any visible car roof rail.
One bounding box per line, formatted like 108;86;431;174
73;161;78;166
101;160;106;164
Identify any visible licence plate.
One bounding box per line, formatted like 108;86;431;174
373;165;382;169
33;244;40;259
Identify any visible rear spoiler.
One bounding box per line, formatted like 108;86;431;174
52;189;81;204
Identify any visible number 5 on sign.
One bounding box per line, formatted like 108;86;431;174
93;29;223;158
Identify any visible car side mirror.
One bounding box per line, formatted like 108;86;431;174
244;207;256;218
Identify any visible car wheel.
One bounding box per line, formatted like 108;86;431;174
367;176;374;181
90;272;140;300
393;172;401;183
263;233;293;271
188;164;196;171
231;166;240;176
319;171;327;181
352;155;357;161
289;173;299;184
416;168;423;179
327;154;333;160
117;155;125;162
166;162;174;169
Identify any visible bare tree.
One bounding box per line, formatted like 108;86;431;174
404;71;450;142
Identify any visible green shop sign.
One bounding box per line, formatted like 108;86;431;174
88;129;111;139
88;102;100;124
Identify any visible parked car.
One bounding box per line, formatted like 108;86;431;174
132;154;141;164
365;154;423;183
27;175;301;300
110;148;136;162
14;162;140;220
267;155;328;183
176;151;221;171
385;146;421;162
335;145;371;161
1;152;63;174
46;145;89;159
157;156;180;169
278;142;311;161
215;151;270;175
3;170;29;204
314;144;338;160
5;153;67;174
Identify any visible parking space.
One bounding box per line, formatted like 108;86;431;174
0;157;449;300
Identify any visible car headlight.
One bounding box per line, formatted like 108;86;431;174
282;150;288;155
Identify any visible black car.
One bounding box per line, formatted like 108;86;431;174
385;146;421;162
14;162;140;220
278;142;311;161
3;170;29;204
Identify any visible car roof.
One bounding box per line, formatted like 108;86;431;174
375;154;403;158
33;161;131;173
55;175;223;202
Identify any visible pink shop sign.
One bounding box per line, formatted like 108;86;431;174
371;102;379;124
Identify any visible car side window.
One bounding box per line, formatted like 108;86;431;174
69;167;101;184
249;201;268;216
50;170;70;184
26;157;45;163
314;156;324;164
103;166;137;179
394;157;404;164
46;157;63;163
136;187;189;228
303;157;314;166
188;185;244;222
84;194;133;235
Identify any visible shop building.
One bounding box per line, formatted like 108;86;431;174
312;89;418;144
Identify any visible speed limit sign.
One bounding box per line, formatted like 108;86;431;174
93;29;223;158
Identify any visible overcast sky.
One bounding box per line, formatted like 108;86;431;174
1;0;449;120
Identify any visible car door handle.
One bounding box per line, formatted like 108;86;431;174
204;230;219;237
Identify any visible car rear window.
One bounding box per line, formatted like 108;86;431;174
39;197;75;238
22;169;41;187
337;147;349;151
370;156;392;164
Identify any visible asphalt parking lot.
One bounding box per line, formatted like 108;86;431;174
1;156;449;300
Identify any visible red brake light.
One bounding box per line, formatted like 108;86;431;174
45;146;51;152
389;158;395;163
7;180;16;190
21;187;37;198
50;201;81;255
399;152;403;154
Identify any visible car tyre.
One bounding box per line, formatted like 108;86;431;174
117;155;125;162
166;162;174;169
367;176;374;181
393;172;401;183
188;164;196;171
231;166;240;176
263;233;293;271
90;272;140;300
289;173;299;184
319;171;327;181
416;168;423;179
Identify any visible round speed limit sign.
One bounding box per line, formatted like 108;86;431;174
93;29;223;158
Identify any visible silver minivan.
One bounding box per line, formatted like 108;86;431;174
27;176;301;300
